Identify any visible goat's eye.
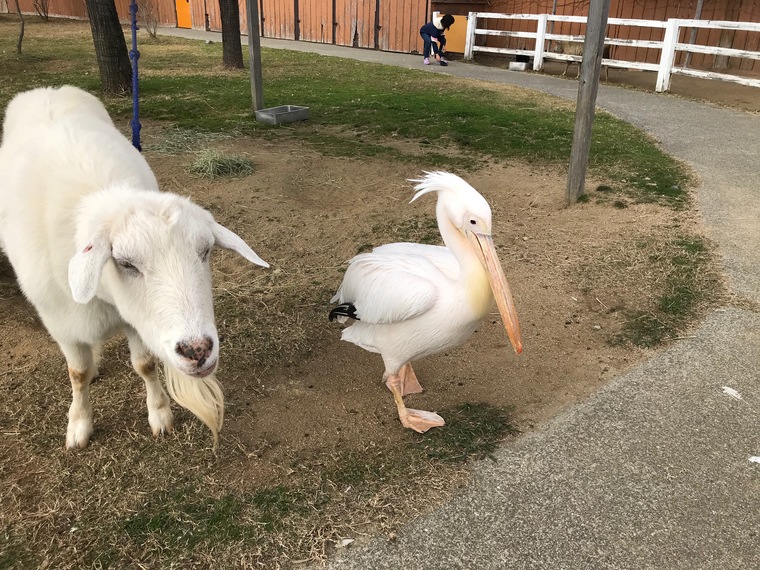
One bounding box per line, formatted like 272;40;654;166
201;247;211;262
116;259;138;273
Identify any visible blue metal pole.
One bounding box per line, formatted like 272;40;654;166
129;0;142;151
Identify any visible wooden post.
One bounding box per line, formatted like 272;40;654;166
548;0;558;51
565;0;611;205
246;0;264;112
655;19;679;93
533;14;548;71
464;11;477;60
714;0;742;69
683;0;705;68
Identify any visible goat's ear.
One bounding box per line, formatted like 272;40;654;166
211;222;270;268
68;236;111;304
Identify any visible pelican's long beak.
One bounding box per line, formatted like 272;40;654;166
467;231;523;354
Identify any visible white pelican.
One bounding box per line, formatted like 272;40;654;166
330;171;522;433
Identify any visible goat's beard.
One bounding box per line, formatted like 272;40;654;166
163;364;224;449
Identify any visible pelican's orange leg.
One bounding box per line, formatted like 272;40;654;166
385;373;445;433
399;362;423;395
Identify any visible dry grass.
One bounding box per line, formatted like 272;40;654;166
0;210;519;567
188;149;255;179
0;354;512;567
0;152;726;566
0;16;730;569
143;125;239;154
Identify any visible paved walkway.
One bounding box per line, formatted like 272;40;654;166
163;29;760;569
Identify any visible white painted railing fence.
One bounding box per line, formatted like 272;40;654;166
463;13;760;93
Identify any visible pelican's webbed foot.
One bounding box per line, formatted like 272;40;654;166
385;370;445;433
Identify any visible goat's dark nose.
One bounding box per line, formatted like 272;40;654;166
175;337;214;368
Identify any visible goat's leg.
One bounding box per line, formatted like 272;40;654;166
127;331;174;436
92;341;103;379
60;342;97;449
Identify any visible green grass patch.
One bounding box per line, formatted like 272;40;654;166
613;235;722;347
102;402;515;566
0;15;691;208
321;403;516;487
416;403;519;462
123;486;306;551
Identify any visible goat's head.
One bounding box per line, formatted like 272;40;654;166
68;188;269;377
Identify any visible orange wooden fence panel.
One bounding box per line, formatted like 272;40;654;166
188;0;206;30
261;0;295;39
333;0;374;48
11;0;177;25
298;0;331;43
5;0;758;70
377;0;428;53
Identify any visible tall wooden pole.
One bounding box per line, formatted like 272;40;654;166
548;0;558;49
684;0;705;68
565;0;611;205
245;0;264;111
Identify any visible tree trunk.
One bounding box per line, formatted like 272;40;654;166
219;0;244;69
13;0;25;54
85;0;132;94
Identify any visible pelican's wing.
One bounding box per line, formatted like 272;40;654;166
332;249;443;325
372;243;460;280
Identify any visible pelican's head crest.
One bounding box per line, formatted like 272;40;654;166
409;171;492;232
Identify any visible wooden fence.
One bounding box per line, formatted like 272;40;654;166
4;0;430;53
463;12;760;91
4;0;759;68
7;0;176;25
447;0;760;72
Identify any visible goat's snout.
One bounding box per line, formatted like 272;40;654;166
175;337;215;369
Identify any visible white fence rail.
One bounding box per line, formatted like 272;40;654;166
463;13;760;93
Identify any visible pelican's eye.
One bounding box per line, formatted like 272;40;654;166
470;219;477;225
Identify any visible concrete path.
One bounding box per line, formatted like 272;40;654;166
161;29;760;569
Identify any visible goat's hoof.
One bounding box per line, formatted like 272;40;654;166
149;407;174;437
151;424;175;437
66;420;94;449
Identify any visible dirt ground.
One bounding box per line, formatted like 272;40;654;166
0;58;743;565
1;135;675;480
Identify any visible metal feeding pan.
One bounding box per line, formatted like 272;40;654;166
255;105;310;125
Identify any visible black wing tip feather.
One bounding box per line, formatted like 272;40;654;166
329;303;360;322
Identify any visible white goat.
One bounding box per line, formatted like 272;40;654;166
0;86;269;449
